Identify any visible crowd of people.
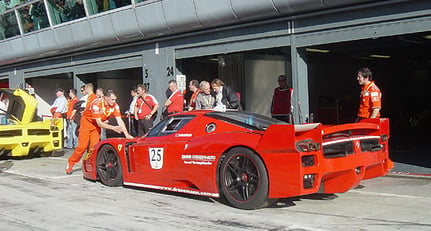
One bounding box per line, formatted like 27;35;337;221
49;67;381;175
57;78;242;175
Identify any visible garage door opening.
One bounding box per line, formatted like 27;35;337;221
77;68;142;113
177;31;431;168
0;79;9;88
77;68;142;138
26;73;74;118
177;51;291;116
304;31;431;168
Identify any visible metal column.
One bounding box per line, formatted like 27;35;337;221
290;35;309;124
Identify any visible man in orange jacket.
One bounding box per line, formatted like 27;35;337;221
356;67;382;121
66;85;133;174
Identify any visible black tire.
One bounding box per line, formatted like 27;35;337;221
39;151;53;157
96;145;123;187
219;147;271;209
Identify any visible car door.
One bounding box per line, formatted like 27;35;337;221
127;115;198;186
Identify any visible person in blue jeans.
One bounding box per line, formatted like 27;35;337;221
66;88;79;149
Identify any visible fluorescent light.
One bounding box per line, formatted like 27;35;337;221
424;35;431;40
369;54;391;59
352;56;374;60
306;48;330;53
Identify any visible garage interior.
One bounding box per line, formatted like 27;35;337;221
77;68;142;112
177;31;431;168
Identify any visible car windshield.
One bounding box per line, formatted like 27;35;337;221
205;111;285;131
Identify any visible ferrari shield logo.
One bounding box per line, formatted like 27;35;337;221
149;148;164;169
118;144;123;152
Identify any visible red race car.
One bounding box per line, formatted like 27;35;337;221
82;110;392;209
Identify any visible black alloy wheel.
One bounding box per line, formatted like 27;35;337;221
96;145;123;187
219;147;271;209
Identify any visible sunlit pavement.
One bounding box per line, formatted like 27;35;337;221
389;162;431;178
1;148;430;231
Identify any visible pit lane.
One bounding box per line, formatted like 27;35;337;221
0;150;430;231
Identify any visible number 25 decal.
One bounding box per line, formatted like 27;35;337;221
149;148;163;169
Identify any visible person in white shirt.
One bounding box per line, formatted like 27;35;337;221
125;87;139;137
211;78;240;111
50;88;67;119
96;87;107;140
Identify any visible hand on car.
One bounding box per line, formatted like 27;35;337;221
112;126;123;134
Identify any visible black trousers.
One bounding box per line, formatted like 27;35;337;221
128;118;138;137
272;115;291;124
137;118;153;137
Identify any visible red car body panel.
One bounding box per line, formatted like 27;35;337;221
83;111;391;200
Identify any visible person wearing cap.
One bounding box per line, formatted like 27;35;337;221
50;88;67;119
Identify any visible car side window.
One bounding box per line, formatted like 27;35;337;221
161;118;183;135
147;115;195;137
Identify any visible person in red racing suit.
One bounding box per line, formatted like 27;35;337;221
66;86;133;174
356;67;382;121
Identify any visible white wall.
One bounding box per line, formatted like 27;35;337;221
244;55;289;116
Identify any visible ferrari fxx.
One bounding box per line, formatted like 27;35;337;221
83;110;391;209
0;88;63;158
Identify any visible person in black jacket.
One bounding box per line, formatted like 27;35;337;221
211;78;240;111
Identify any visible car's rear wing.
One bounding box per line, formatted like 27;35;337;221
322;118;389;138
257;118;389;155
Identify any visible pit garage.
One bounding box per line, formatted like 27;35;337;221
177;31;431;168
25;68;142;139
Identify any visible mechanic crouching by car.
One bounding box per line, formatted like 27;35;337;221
66;87;133;175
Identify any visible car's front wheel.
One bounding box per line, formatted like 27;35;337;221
96;145;123;187
219;147;272;209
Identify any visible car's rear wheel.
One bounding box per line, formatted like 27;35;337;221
96;145;123;187
219;147;271;209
